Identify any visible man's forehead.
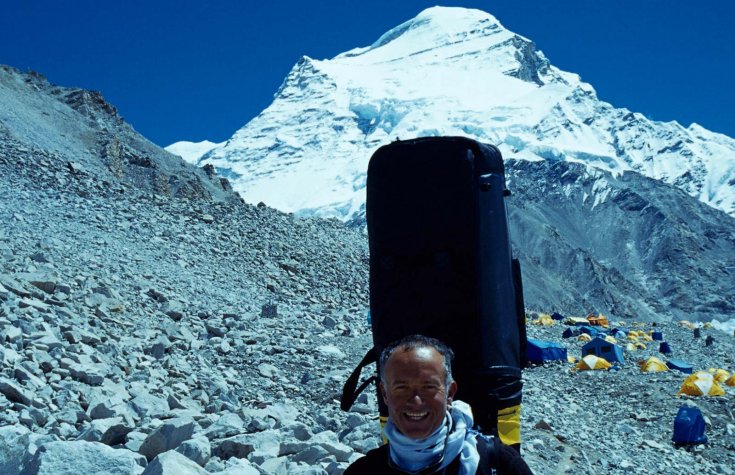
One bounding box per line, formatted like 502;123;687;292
385;345;445;369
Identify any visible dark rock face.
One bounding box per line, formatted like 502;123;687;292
0;65;236;202
506;159;735;322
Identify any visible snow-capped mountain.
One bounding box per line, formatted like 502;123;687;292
166;139;223;165
194;6;735;221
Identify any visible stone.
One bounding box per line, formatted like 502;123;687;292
174;436;211;467
0;425;32;475
69;366;105;386
128;393;170;419
0;378;34;405
215;457;260;475
21;441;145;474
203;412;245;440
138;417;195;461
141;450;208;475
212;430;281;461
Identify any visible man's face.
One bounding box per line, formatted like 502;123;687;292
380;346;457;440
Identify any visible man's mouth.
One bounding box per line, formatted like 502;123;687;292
404;411;429;421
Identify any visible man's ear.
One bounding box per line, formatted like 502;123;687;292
379;381;388;404
446;380;458;404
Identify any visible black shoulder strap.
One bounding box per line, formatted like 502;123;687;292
476;435;500;475
340;347;378;411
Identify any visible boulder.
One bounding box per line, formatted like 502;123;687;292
138;417;195;461
20;441;145;474
174;436;211;467
141;451;208;475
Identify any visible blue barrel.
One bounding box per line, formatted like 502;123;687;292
659;341;672;354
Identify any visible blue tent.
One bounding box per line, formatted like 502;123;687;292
562;327;579;339
659;342;672;354
526;338;568;363
581;337;625;363
667;359;693;374
672;406;707;445
579;325;603;337
550;312;565;321
652;331;663;341
609;328;628;338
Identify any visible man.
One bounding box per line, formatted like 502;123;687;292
344;335;532;474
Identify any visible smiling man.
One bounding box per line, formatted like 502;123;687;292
344;335;532;475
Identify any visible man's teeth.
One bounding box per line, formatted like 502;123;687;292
405;412;428;419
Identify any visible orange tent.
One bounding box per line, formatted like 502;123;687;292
587;313;609;327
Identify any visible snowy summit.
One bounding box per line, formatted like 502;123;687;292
191;6;735;221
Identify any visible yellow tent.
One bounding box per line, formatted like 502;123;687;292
625;343;637;352
678;371;726;397
533;315;555;326
577;333;592;342
708;368;731;383
604;335;617;344
627;333;639;341
634;342;647;350
725;375;735;387
641;334;653;342
574;355;611;371
640;357;668;373
678;320;696;330
565;317;589;326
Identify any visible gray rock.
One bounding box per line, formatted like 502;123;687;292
0;425;32;475
141;450;208;475
212;430;281;461
128;393;170;419
214;457;260;474
203;411;245;440
0;378;34;405
138;417;195;461
174;436;211;467
20;441;145;475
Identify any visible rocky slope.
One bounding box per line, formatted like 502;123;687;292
2;94;735;474
0;65;235;202
0;137;735;475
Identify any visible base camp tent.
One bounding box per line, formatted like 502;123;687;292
710;368;731;383
574;354;611;371
526;338;568;364
667;359;693;374
582;337;624;363
678;371;725;397
640;357;668;373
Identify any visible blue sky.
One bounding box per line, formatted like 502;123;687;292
2;1;734;146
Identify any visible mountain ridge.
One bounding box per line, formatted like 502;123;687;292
178;6;735;220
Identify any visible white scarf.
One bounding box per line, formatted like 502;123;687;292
384;400;480;474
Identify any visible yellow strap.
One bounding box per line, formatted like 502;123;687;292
380;416;389;445
496;404;522;446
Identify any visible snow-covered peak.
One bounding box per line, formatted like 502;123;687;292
340;7;507;61
165;140;223;164
196;6;735;221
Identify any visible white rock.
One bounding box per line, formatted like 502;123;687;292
138;417;195;461
141;450;208;475
212;457;260;475
21;440;145;474
0;425;31;475
175;436;211;467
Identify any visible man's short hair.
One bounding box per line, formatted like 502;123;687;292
379;334;454;386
